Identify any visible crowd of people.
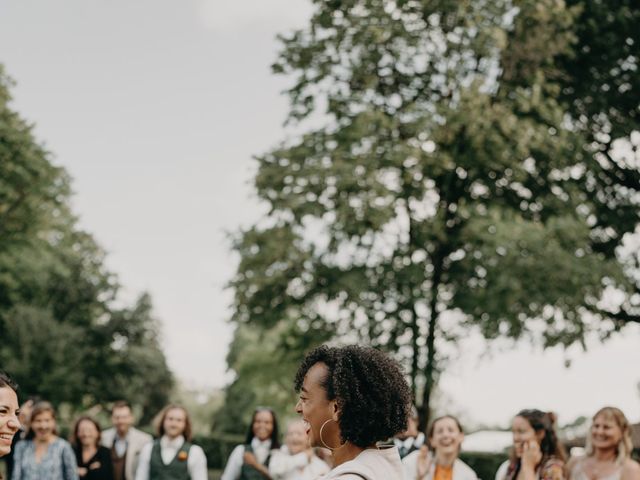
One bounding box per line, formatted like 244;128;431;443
2;346;640;480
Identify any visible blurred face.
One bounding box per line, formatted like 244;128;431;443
18;400;34;430
430;417;463;457
252;410;274;442
0;387;20;456
111;406;133;437
295;362;339;449
286;421;309;454
77;419;99;448
512;416;540;458
163;408;187;439
590;414;622;451
31;410;55;442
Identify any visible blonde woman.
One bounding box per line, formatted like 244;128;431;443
567;407;640;480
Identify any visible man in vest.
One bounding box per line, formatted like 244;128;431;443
101;401;152;480
134;404;207;480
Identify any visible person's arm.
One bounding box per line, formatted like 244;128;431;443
242;450;271;479
269;450;309;478
133;443;152;480
186;445;208;480
61;441;80;480
220;445;244;480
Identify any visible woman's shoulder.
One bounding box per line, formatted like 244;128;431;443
454;458;479;479
622;458;640;479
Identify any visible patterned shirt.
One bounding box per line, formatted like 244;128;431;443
12;437;79;480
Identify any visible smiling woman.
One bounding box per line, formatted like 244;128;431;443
0;372;20;460
567;407;640;480
11;401;78;480
294;345;412;480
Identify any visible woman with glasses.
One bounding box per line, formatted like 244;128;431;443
221;407;281;480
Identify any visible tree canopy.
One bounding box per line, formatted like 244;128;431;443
0;66;173;421
223;0;639;429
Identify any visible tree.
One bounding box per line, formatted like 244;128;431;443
226;0;639;429
0;65;173;419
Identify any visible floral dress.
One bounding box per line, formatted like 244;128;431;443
12;437;79;480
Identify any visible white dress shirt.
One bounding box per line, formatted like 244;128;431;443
220;438;273;480
135;435;207;480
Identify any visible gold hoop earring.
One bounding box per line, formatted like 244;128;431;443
319;419;346;451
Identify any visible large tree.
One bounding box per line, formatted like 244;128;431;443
0;66;173;420
226;0;639;428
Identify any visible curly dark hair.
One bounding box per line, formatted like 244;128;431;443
294;344;412;448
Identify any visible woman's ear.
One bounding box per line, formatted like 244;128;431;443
331;400;340;421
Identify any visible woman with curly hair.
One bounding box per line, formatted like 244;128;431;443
495;409;565;480
567;407;640;480
294;344;412;480
403;415;478;480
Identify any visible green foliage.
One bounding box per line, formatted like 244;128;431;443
224;0;639;428
0;65;173;420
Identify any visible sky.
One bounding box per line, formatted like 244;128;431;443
1;0;638;428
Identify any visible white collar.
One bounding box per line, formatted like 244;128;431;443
251;437;271;450
161;435;185;449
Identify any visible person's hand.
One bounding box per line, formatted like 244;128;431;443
417;446;432;479
243;451;259;468
521;440;542;470
77;467;88;477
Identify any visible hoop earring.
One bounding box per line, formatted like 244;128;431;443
319;419;346;451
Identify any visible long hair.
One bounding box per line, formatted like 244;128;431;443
155;404;193;442
26;401;58;439
505;409;565;480
70;416;102;448
585;407;633;464
245;407;280;449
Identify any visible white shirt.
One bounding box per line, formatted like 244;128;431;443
114;434;128;458
221;438;274;480
269;447;330;480
134;435;208;480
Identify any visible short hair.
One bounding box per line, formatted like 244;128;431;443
0;371;18;392
26;401;57;439
294;345;412;448
155;405;193;442
245;407;281;449
111;401;132;415
71;416;103;448
587;407;633;463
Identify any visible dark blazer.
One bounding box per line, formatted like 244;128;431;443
75;446;114;480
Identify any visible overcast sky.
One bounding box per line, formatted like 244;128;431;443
1;0;638;428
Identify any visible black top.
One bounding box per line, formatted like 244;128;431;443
74;446;114;480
